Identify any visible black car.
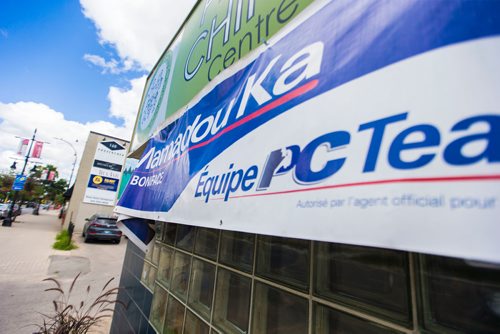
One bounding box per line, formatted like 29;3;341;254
82;214;122;244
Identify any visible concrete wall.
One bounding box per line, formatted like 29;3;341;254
65;132;129;232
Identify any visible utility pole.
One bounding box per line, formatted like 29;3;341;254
2;129;37;226
54;137;78;189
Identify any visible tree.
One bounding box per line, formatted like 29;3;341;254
0;174;14;202
44;179;68;202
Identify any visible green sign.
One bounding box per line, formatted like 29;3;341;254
132;0;315;150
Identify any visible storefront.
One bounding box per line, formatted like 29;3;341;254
110;1;500;333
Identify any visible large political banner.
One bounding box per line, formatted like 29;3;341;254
117;0;500;262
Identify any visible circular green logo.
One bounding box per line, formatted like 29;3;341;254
139;52;172;136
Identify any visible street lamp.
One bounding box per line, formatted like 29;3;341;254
2;129;37;227
54;137;78;188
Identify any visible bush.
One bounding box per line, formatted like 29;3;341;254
52;230;77;251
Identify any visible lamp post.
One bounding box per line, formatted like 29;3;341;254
54;137;78;188
54;138;77;222
2;129;37;226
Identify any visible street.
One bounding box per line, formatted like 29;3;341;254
0;209;127;334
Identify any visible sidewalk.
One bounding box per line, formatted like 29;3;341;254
0;210;127;334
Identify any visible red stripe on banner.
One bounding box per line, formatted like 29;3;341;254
134;79;319;174
189;79;319;150
210;174;500;201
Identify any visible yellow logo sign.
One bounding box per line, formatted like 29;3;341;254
93;175;103;185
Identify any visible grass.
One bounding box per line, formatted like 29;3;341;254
52;229;78;251
32;274;125;334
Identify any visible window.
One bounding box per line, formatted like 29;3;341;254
139;221;500;334
188;259;216;320
155;221;164;240
251;282;309;334
150;284;168;332
176;224;196;251
314;303;402;334
195;228;219;260
213;269;251;333
152;242;161;266
141;262;151;285
158;246;174;287
314;242;411;326
219;231;254;273
256;236;310;291
184;310;210;334
147;266;158;290
163;223;178;245
171;251;191;301
420;255;500;333
164;296;185;334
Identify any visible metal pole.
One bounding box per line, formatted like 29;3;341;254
3;129;37;226
54;138;77;224
54;137;77;188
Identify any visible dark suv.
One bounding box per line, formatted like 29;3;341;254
82;215;122;244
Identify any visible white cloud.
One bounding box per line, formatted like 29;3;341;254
108;76;147;129
0;100;134;183
0;29;7;39
80;0;196;70
83;53;136;74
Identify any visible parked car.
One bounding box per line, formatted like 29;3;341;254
0;203;21;219
82;214;122;244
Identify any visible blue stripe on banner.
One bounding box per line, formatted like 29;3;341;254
117;0;500;213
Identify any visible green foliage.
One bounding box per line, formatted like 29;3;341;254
33;274;125;334
0;174;14;202
52;230;77;251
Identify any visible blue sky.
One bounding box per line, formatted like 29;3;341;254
0;0;145;124
0;0;195;179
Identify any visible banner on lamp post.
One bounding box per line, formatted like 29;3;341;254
31;141;44;158
12;174;27;191
47;171;56;181
17;139;29;156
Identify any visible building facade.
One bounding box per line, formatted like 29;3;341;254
111;222;500;334
65;131;129;231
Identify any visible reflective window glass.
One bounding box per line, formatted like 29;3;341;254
219;231;254;273
164;296;185;334
152;242;161;266
158;246;174;287
184;310;210;334
314;242;411;325
145;247;153;262
314;303;402;334
155;221;164;240
171;251;191;301
150;284;168;332
141;262;150;286
147;266;157;290
176;224;196;251
256;236;310;291
213;269;251;334
188;259;216;320
163;223;177;245
195;227;219;260
421;255;500;333
252;282;308;334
